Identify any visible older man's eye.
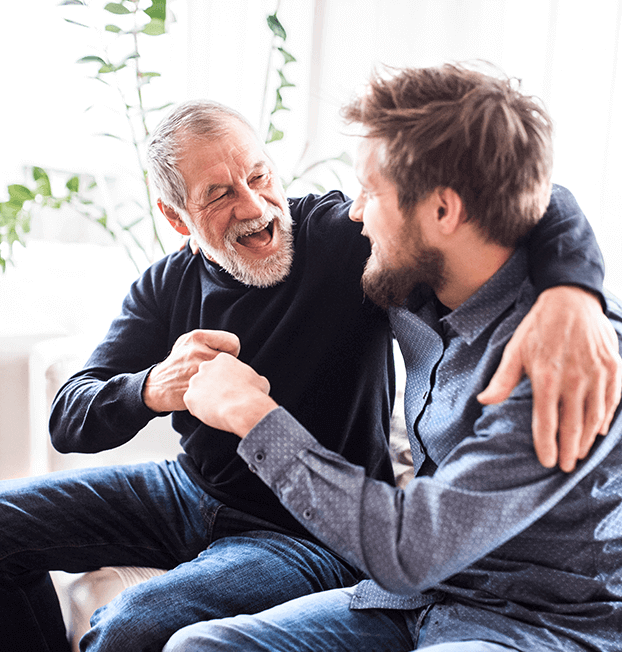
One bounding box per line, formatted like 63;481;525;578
210;191;228;203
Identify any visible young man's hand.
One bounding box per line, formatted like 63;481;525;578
183;353;277;437
143;330;241;413
478;286;622;472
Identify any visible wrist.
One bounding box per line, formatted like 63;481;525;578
142;365;165;412
232;395;278;438
540;284;604;312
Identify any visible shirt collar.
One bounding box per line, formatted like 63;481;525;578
402;247;529;345
441;247;529;344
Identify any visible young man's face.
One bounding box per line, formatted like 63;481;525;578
168;119;294;288
349;137;444;308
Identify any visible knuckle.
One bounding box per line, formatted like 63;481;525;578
531;368;558;392
603;354;622;375
563;368;588;388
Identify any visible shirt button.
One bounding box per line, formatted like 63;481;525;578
302;508;313;520
254;451;266;463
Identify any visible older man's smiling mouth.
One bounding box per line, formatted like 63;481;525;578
237;220;274;249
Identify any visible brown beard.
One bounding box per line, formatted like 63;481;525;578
361;247;445;309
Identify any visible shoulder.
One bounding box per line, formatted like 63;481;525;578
289;191;360;235
289;191;369;261
288;190;351;219
135;244;196;289
542;184;585;225
124;244;198;316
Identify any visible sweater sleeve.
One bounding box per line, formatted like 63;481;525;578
49;257;174;454
526;184;605;301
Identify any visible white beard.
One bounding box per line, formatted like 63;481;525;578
187;204;294;288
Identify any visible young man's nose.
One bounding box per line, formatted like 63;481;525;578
349;193;364;222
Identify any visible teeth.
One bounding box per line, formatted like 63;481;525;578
240;219;271;237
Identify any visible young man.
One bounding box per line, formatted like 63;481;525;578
0;98;617;652
167;65;622;651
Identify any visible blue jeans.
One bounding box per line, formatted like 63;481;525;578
163;587;518;652
0;461;359;652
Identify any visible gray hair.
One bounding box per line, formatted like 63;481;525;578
147;100;256;212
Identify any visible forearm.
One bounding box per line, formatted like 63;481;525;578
238;405;619;594
527;184;604;301
49;367;157;453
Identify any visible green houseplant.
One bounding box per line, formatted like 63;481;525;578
0;0;349;273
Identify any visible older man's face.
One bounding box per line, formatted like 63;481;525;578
175;119;294;287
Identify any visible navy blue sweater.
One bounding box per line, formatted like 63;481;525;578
50;188;603;537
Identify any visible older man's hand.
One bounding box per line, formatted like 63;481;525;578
143;329;241;413
478;286;622;472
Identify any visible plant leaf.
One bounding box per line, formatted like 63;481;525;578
266;123;284;143
335;151;353;166
104;3;131;15
64;18;90;28
33;167;52;196
59;0;86;5
271;89;289;114
96;132;123;140
98;62;125;73
278;47;296;64
0;201;20;220
142;19;165;36
267;14;286;40
66;176;80;193
8;185;35;203
138;71;161;87
312;182;327;193
277;70;295;88
105;24;122;33
145;0;166;22
77;55;106;65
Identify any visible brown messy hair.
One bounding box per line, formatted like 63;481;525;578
342;63;553;246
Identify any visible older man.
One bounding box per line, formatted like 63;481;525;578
0;97;617;652
167;66;622;651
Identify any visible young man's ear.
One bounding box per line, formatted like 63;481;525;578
435;187;467;234
157;199;191;236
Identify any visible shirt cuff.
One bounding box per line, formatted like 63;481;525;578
237;407;318;490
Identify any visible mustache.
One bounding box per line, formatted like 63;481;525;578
225;206;290;244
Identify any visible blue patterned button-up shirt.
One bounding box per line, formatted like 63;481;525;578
239;247;622;650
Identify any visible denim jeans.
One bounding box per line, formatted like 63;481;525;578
163;587;519;652
0;460;359;652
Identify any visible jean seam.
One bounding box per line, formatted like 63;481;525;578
199;493;223;544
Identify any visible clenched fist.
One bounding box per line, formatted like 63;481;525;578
143;329;241;413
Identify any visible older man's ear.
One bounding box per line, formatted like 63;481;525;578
157;199;191;236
